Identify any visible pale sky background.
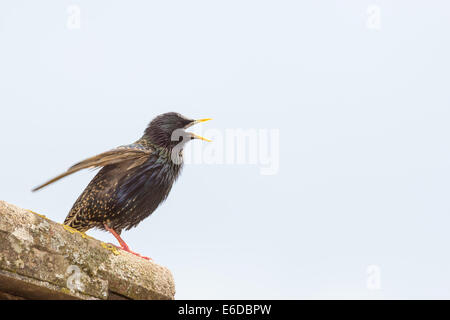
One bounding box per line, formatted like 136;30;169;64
1;1;450;299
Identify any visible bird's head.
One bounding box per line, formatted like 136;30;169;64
144;112;212;148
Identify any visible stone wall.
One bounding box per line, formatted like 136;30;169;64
0;201;175;300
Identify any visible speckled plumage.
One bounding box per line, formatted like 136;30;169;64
64;140;183;233
33;112;211;237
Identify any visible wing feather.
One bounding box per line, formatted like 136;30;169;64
32;147;151;192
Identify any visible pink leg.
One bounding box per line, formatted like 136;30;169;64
104;224;151;261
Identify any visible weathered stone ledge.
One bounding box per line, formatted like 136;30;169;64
0;200;175;300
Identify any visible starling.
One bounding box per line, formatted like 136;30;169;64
33;112;212;260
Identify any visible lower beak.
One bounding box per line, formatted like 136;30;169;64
190;132;212;142
187;118;212;142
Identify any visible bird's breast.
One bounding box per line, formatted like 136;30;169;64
111;154;183;230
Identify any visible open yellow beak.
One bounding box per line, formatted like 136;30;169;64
191;132;212;142
187;118;212;142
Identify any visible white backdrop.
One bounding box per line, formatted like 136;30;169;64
1;1;449;298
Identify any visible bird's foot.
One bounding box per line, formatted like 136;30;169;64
108;242;152;261
104;223;152;261
122;248;152;261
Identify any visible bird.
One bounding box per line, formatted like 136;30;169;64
32;112;212;260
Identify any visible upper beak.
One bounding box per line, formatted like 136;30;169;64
185;118;212;142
